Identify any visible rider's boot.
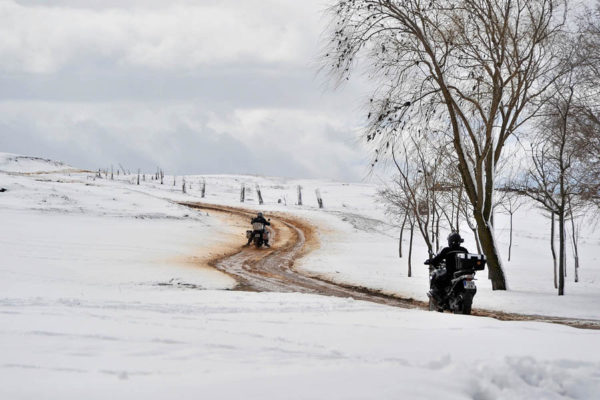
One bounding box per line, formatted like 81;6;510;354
428;288;443;304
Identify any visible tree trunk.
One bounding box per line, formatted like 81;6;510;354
435;211;440;252
476;219;507;290
399;213;408;258
568;201;580;283
408;222;414;277
508;212;513;262
550;212;557;289
570;215;580;283
558;211;565;296
471;227;481;254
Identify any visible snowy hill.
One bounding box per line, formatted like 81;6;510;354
1;154;600;399
0;152;79;174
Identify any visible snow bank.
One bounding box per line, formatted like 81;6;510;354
2;291;599;399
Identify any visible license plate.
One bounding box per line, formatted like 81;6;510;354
464;281;476;289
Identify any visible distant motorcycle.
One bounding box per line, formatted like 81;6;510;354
246;220;270;248
427;253;486;315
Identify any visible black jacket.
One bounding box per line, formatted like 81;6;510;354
429;245;468;274
251;216;270;229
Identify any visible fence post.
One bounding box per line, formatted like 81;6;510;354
315;188;323;208
240;184;245;202
297;185;303;206
256;184;264;205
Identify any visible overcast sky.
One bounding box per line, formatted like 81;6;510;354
0;0;373;181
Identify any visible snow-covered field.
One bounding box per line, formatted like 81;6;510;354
2;153;600;399
148;171;600;320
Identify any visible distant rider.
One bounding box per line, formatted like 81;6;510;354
247;212;271;247
424;232;468;303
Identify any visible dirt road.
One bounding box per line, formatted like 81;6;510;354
181;201;600;330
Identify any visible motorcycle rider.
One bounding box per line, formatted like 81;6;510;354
247;212;271;247
424;232;468;303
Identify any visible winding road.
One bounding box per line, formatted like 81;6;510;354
181;201;600;330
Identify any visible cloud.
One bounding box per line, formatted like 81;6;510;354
0;101;367;180
0;0;374;181
0;0;322;73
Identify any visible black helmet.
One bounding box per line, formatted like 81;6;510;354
257;212;263;218
447;232;464;247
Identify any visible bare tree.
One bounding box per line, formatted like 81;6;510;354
379;177;417;276
497;189;525;262
324;0;568;290
523;73;589;295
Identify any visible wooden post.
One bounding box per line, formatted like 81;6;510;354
315;188;323;208
182;178;186;194
240;184;245;202
201;179;206;198
297;185;302;206
137;169;140;185
256;184;264;205
160;170;164;185
111;165;114;180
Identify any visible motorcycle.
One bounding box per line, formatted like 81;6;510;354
246;220;270;248
427;253;486;315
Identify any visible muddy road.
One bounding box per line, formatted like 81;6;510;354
181;201;600;330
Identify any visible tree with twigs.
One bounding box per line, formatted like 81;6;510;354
521;70;591;295
323;0;569;290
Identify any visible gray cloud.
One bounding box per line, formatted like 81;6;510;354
0;0;372;181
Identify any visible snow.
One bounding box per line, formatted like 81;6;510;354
2;153;600;399
133;172;600;320
0;152;79;174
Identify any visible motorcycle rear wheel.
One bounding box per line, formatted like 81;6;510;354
453;297;472;315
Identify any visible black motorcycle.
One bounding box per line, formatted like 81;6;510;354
427;253;486;315
246;220;270;248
